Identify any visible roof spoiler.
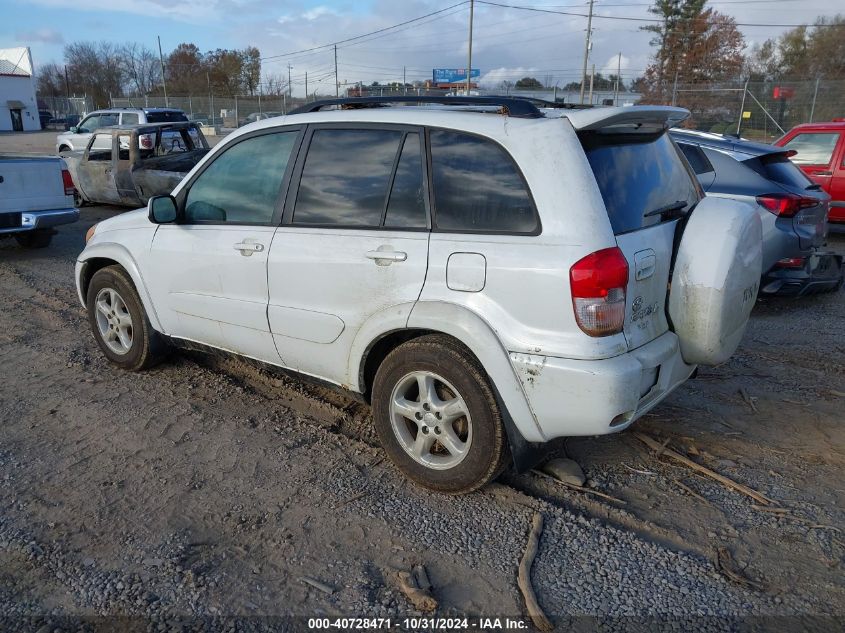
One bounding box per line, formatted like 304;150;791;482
566;106;690;131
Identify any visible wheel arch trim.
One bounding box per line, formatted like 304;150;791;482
76;242;164;332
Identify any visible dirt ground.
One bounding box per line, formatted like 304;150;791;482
1;130;844;630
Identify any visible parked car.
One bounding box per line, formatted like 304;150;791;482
56;108;191;153
774;120;845;230
0;154;78;248
64;122;209;207
240;111;284;126
671;129;842;296
75;97;762;493
38;110;53;129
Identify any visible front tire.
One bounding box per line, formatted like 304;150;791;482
372;335;508;494
86;266;166;371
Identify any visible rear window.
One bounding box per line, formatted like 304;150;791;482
744;154;815;190
677;142;714;175
581;132;700;235
145;111;188;123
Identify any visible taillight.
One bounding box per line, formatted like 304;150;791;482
570;247;629;337
774;257;805;269
61;169;75;196
756;193;818;218
140;134;153;149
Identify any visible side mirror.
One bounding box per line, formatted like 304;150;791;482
69;126;78;133
148;195;178;224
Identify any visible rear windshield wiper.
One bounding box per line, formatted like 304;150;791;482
643;200;688;218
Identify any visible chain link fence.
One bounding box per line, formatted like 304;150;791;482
35;95;94;130
672;79;844;142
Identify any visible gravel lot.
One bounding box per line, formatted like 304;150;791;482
1;130;843;631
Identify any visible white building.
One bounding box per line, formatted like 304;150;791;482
0;47;40;132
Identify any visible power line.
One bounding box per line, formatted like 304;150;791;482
260;1;469;62
476;0;845;27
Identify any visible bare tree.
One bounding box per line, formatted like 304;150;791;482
120;43;161;96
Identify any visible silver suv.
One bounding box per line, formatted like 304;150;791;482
56;108;189;153
75;96;763;494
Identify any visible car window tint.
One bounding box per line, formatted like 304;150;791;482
677;142;714;175
146;111;189;123
99;113;119;127
79;115;98;133
185;131;298;224
293;129;403;226
122;113;139;125
783;133;840;165
430;130;537;233
384;133;427;229
581;131;700;235
88;133;112;161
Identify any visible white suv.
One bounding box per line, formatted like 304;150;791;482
75;97;762;493
56;108;189;153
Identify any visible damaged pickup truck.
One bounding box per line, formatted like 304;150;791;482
64;122;209;207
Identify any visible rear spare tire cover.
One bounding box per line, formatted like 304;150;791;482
669;197;762;366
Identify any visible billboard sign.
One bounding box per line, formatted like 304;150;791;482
433;68;480;84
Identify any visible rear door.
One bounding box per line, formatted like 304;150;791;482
580;129;699;351
77;133;121;205
267;125;430;385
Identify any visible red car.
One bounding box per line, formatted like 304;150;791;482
775;120;845;227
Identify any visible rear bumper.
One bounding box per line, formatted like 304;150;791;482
0;208;79;235
760;250;843;296
510;331;695;440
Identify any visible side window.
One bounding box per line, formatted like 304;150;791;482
184;131;298;224
293;128;403;226
117;134;131;161
430;130;537;233
384;133;427;228
121;112;139;125
88;133;113;161
78;115;99;133
99;113;119;127
677;142;713;175
783;133;841;165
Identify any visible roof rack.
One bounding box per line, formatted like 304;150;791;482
289;96;550;118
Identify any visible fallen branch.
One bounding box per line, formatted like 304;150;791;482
635;433;776;506
715;547;763;590
530;470;626;505
750;504;790;515
396;570;437;612
674;479;710;505
623;464;656;476
517;512;554;633
300;577;335;595
739;388;759;413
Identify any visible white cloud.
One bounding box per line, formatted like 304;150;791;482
15;28;64;45
600;53;629;76
477;67;539;88
302;6;337;21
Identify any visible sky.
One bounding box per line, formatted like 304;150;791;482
0;0;838;96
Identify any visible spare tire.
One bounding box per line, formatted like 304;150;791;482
669;197;762;366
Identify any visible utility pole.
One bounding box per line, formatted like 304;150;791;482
64;65;70;100
287;64;293;101
334;44;339;97
588;64;595;104
157;35;169;107
579;0;594;104
305;72;308;102
614;51;621;105
403;66;407;95
207;72;214;127
466;0;475;96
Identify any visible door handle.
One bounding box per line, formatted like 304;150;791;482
365;249;407;263
233;241;265;256
634;250;656;281
813;170;833;176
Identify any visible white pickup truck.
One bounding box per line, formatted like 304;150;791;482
0;154;79;248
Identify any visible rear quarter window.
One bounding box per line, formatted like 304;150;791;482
581;132;700;235
429;129;538;234
744;154;815;190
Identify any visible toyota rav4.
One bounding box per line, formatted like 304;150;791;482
75;97;762;494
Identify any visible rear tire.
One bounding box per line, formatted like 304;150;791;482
86;266;167;371
15;229;53;249
372;335;507;494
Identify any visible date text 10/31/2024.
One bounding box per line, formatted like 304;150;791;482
307;617;530;630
